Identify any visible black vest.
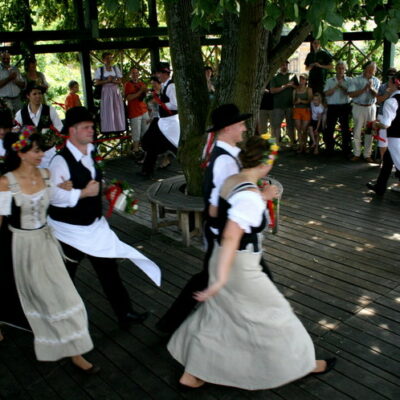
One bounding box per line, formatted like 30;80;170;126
159;80;178;118
387;94;400;138
48;147;103;225
203;145;241;220
21;104;51;132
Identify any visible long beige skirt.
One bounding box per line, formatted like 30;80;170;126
10;225;93;361
168;245;316;390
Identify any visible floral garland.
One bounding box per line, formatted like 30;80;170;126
104;179;139;217
260;132;279;165
11;125;36;151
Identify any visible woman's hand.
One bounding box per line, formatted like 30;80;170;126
261;184;279;201
193;281;223;302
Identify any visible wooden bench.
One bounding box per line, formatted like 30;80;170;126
146;175;204;246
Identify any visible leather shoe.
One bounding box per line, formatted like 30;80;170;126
309;357;337;376
350;156;360;161
119;311;149;329
366;182;384;196
364;157;375;163
72;363;101;375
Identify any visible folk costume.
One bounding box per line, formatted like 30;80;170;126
168;182;316;390
141;76;180;175
47;107;161;327
15;102;63;168
0;169;93;361
157;104;272;334
371;89;400;194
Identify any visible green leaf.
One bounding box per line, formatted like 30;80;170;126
126;0;141;13
262;16;276;31
324;25;343;41
326;12;343;27
384;24;399;43
104;0;119;13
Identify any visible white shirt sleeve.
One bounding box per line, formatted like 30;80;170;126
209;155;240;207
165;83;178;111
228;191;265;233
380;97;398;127
48;154;81;207
0;191;11;216
15;110;22;126
94;67;101;80
49;106;63;132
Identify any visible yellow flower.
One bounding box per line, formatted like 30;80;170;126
261;133;271;140
271;144;279;151
267;159;274;165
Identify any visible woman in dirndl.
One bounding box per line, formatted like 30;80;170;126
94;52;126;134
0;126;98;373
167;135;336;390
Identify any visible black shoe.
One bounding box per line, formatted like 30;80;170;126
366;182;384;196
309;357;337;376
72;363;101;375
119;311;149;329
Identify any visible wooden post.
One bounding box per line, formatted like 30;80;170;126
148;0;160;71
382;39;395;79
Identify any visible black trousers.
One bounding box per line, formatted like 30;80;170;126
324;104;352;154
141;119;177;174
61;242;133;322
375;149;399;195
157;221;273;333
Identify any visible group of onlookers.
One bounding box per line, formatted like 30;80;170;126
261;39;396;164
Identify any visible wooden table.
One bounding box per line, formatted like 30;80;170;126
146;175;204;246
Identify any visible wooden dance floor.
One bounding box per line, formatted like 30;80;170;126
1;151;399;399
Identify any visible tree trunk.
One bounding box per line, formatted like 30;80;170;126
164;0;209;195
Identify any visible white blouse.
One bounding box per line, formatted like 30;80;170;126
228;190;266;233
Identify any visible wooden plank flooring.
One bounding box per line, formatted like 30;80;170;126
1;151;399;399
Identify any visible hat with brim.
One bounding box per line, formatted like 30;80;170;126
62;106;95;134
156;62;171;74
207;103;252;132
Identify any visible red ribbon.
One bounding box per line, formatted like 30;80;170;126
104;183;123;218
200;131;215;169
267;200;275;228
152;91;173;115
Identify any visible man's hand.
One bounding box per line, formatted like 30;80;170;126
81;180;100;198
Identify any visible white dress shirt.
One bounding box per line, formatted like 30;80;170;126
48;140;161;286
209;141;241;207
161;78;178;111
15;104;63;132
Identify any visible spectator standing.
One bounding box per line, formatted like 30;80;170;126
309;93;325;155
348;61;380;162
305;39;333;96
22;57;49;92
94;52;125;134
293;73;313;154
65;80;82;111
124;67;149;157
0;52;24;115
258;86;273;133
270;61;297;147
323;61;352;156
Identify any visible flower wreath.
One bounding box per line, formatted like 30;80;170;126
11;125;36;151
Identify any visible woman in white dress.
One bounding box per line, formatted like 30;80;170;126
0;126;98;373
168;134;336;390
94;52;126;134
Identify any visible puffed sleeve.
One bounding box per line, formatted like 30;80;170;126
0;191;12;216
228;190;265;233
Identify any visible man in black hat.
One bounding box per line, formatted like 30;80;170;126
157;103;272;333
48;106;161;329
139;62;180;177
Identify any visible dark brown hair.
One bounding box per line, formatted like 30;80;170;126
239;135;273;168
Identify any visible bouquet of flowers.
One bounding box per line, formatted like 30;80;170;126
257;177;283;234
41;126;65;150
105;179;139;217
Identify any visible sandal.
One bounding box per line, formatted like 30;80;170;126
309;357;337;376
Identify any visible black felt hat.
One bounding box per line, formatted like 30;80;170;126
207;104;252;132
62;106;94;134
156;62;171;74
